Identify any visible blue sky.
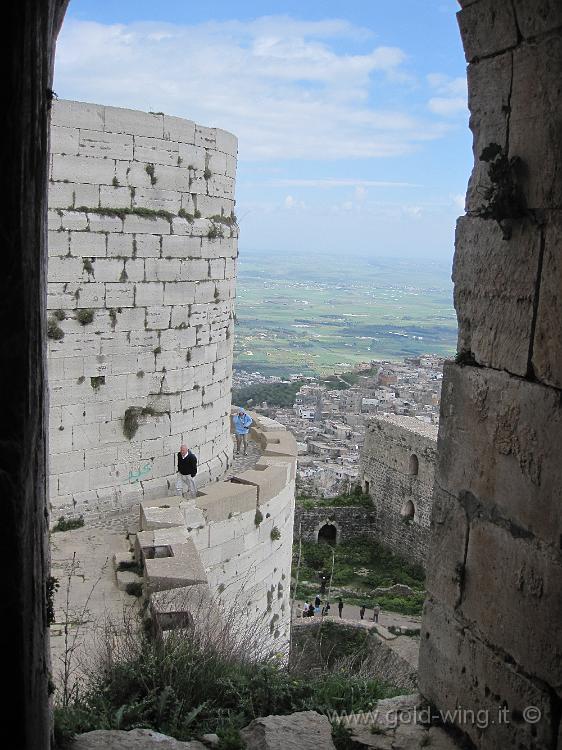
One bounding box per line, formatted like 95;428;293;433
55;1;471;263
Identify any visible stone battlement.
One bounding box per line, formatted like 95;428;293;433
134;412;297;656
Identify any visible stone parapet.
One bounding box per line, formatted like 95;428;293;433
134;413;296;657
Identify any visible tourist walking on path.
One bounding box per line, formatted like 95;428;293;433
372;604;381;623
314;594;322;615
338;598;344;618
176;444;197;498
359;604;366;620
232;408;253;455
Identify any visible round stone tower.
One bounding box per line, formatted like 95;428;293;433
47;100;237;520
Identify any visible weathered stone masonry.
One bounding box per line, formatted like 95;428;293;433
136;412;297;657
294;505;376;546
419;3;562;749
47;100;237;520
359;415;437;568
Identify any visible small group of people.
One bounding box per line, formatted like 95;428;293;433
174;408;253;501
359;603;381;622
302;595;331;618
305;597;381;622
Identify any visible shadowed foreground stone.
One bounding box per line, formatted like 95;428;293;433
72;728;207;749
240;711;336;750
342;694;462;749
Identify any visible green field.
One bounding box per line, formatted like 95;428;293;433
234;249;457;376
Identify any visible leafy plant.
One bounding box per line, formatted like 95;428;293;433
53;309;66;321
76;205;174;222
82;258;94;276
47;316;65;340
53;621;395;747
116;560;143;575
178;208;195;222
454;350;478;367
207;222;224;240
76;309;95;326
52;516;85;533
254;509;263;526
270;526;281;541
145;163;157;186
47;576;60;626
125;582;143;598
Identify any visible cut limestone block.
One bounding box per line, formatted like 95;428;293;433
240;711;336;750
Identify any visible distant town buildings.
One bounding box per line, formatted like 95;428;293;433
233;355;444;498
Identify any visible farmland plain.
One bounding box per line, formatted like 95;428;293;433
234;249;457;376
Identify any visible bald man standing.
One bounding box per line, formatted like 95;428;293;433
176;444;197;498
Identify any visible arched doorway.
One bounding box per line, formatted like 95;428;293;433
317;523;337;546
409;454;419;476
400;499;415;521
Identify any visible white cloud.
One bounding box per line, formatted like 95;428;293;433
428;96;467;116
452;193;466;210
427;73;467;118
284;195;305;210
354;185;367;202
55;16;445;161
270;178;421;188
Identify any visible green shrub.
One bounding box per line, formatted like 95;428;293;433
293;537;425;615
125;581;143;597
53;631;394;746
46;576;60;626
145;163;157;185
296;493;372;509
116;560;143;575
270;526;281;541
254;509;263;526
76;308;94;326
52;516;85;533
76;205;174;222
47;316;65;340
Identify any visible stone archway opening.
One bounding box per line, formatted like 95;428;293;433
317;523;337;546
400;499;415;520
408;454;419;476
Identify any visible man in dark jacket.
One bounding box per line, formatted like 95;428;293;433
176;444;197;498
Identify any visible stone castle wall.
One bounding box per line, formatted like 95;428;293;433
294;505;376;545
136;412;297;657
419;3;562;749
359;415;438;568
47;100;237;520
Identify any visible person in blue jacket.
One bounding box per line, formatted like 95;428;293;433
232;408;253;455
